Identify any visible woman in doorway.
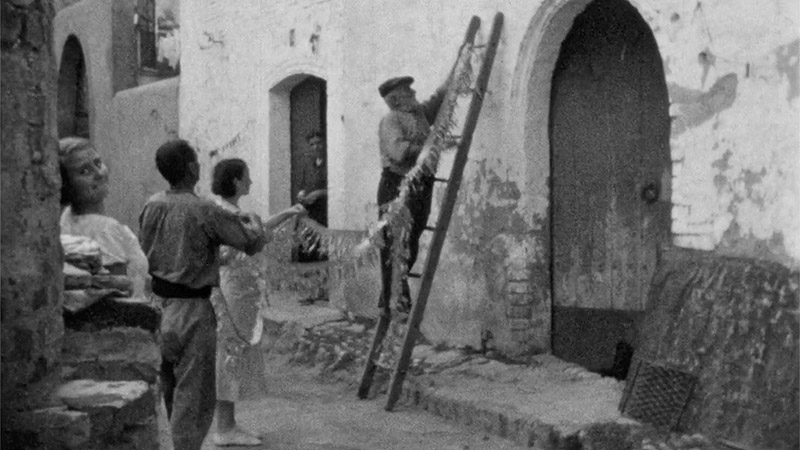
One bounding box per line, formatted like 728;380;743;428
58;136;149;297
210;158;305;447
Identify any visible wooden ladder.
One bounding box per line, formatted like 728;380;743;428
357;12;504;412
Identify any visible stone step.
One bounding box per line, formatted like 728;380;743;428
3;405;92;450
55;379;156;445
62;327;160;383
64;296;161;333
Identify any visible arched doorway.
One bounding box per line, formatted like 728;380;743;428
549;0;671;372
289;76;327;261
57;36;89;138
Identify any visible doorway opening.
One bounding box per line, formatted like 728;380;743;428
548;0;671;376
289;76;327;262
58;35;89;138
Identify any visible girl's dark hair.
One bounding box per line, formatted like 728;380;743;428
155;139;197;185
306;130;325;141
212;158;248;197
59;136;94;206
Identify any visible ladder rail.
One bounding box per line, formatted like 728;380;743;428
357;14;482;400
384;12;505;412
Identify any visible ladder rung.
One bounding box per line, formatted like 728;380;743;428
472;44;487;49
408;272;422;279
424;226;437;232
433;177;449;183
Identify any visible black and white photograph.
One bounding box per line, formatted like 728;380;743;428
1;0;798;449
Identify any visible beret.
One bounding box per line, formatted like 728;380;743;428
378;76;414;97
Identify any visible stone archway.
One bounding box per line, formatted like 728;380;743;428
57;35;89;138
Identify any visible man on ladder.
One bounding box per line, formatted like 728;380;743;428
376;74;449;319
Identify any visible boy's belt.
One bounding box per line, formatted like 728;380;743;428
152;276;212;299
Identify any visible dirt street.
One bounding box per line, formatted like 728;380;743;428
157;354;527;450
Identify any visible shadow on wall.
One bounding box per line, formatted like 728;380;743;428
668;73;737;136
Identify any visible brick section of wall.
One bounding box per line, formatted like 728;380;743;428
0;0;63;414
504;275;535;347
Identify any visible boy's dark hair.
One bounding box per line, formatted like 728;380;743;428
155;140;196;185
211;158;248;197
306;130;325;141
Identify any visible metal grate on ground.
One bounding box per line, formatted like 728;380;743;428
619;358;697;430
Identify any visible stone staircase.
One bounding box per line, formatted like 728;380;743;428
4;260;162;450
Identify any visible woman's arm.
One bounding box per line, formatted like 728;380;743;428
261;204;306;232
298;189;327;205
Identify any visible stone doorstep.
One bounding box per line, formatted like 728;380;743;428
402;379;643;450
62;327;160;383
55;379;156;442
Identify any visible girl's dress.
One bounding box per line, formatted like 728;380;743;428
210;199;270;401
60;206;149;297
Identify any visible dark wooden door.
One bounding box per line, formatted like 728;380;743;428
549;0;670;370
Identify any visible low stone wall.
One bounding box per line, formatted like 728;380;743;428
58;270;161;450
17;259;163;450
637;247;799;449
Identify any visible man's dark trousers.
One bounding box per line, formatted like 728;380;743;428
377;169;434;310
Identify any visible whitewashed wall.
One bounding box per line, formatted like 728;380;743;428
180;0;799;354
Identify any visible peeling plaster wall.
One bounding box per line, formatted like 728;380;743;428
644;0;800;266
180;0;799;356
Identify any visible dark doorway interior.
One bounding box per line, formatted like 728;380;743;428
58;36;89;138
548;0;671;372
290;76;327;262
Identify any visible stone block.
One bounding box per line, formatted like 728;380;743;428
62;327;160;383
108;417;159;450
63;288;123;313
55;379;156;441
578;421;643;450
507;281;532;294
3;405;92;450
507;292;531;306
91;273;133;292
508;318;531;331
507;304;532;319
64;263;92;289
64;297;161;332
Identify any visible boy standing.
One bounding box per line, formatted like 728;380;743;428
139;140;266;450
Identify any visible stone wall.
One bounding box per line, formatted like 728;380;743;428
637;247;799;449
1;0;63;416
